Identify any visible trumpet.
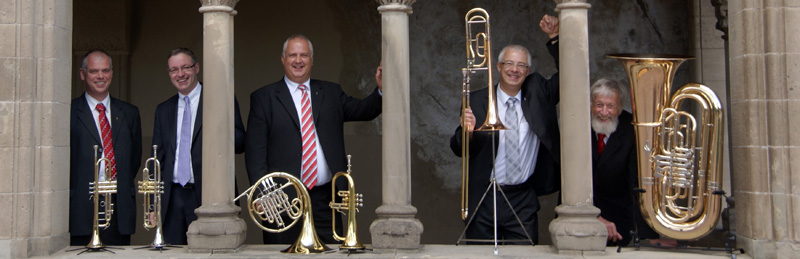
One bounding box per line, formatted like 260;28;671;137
461;7;505;221
137;145;168;248
86;145;117;249
234;172;331;254
329;155;364;251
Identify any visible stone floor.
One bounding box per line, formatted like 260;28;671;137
38;244;748;259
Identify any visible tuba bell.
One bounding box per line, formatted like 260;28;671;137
461;7;505;221
137;145;170;249
329;155;365;251
234;172;331;254
86;145;117;249
607;53;725;240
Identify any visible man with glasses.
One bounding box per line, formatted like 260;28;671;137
450;14;560;244
151;48;245;245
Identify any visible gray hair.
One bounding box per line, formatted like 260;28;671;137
498;45;533;70
282;34;314;58
81;49;113;70
590;78;628;109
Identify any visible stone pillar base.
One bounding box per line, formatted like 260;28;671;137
187;204;247;252
738;235;799;259
549;204;607;255
370;205;423;249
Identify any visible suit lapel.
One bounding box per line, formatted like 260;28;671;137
165;95;179;152
77;95;102;145
310;80;324;125
193;90;203;143
110;97;126;146
276;81;301;130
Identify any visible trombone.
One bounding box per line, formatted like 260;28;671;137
461;7;505;221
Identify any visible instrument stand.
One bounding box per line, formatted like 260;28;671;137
626;189;744;258
456;132;535;255
66;246;123;255
133;243;181;252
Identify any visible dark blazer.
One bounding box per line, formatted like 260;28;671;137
591;110;638;245
245;79;381;187
450;39;561;218
151;87;245;220
70;94;142;236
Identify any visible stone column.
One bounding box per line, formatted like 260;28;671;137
0;0;73;257
370;0;423;250
186;0;246;252
547;0;607;255
728;1;800;258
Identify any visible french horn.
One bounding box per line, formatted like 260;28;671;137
607;53;725;240
234;172;331;254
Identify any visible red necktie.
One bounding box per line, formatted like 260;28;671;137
96;103;117;180
299;85;318;189
597;133;606;155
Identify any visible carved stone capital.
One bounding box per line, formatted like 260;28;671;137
711;0;728;40
376;0;415;14
554;0;587;4
199;0;239;14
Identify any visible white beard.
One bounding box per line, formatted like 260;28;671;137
591;114;618;135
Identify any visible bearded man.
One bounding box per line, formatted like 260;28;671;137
589;78;638;246
589;78;679;247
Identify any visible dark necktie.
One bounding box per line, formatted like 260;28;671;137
597;133;606;155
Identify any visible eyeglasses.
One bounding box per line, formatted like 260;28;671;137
593;102;617;110
500;61;529;70
168;63;197;74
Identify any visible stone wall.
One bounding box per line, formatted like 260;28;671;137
0;0;73;257
68;0;691;246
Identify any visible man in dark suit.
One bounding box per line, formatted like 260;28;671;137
151;48;246;245
589;78;636;246
590;78;677;247
70;49;142;246
449;15;560;244
245;35;382;244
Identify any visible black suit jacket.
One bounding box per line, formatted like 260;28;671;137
151;87;245;219
450;39;561;218
245;79;381;187
70;94;142;236
591;110;638;245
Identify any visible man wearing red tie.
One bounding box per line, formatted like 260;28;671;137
69;50;142;246
245;35;382;244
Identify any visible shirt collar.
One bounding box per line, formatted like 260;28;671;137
85;92;110;110
179;82;202;100
284;76;311;92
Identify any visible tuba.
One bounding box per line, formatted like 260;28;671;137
607;53;725;240
329;155;365;251
461;7;505;221
137;145;168;248
234;172;331;254
86;145;117;249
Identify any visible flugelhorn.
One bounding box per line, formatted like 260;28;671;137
234;172;331;254
86;145;117;249
137;145;168;248
329;155;365;251
461;7;505;221
607;54;725;240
